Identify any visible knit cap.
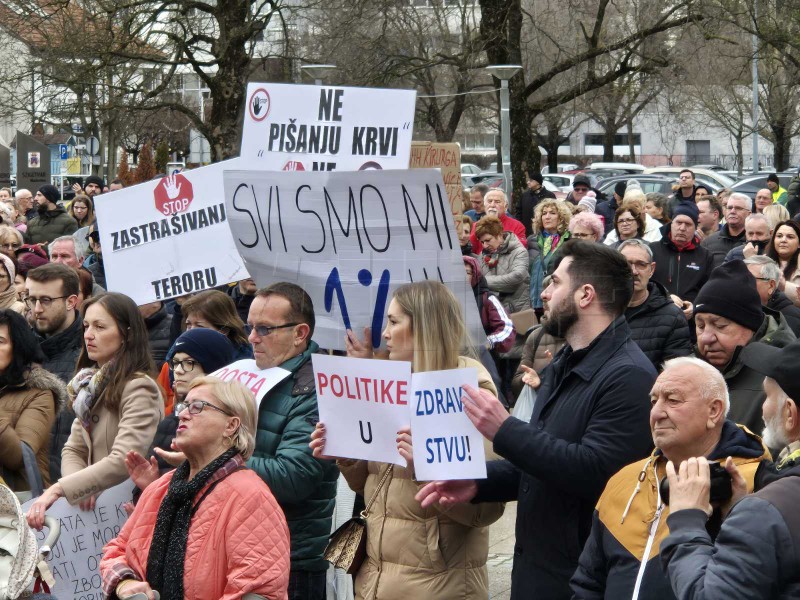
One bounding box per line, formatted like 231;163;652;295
694;260;764;332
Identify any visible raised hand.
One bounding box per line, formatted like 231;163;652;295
125;450;161;490
164;174;181;200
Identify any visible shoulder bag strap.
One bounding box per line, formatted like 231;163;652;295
360;464;394;518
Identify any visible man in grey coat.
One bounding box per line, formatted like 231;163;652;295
661;340;800;599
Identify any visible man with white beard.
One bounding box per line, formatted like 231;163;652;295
741;340;800;475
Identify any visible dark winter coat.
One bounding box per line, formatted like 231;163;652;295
25;208;78;245
695;309;796;434
701;224;746;270
227;285;254;324
144;304;173;369
650;226;714;302
572;422;769;600
767;291;800;336
84;254;106;288
474;316;656;599
595;197;619;236
668;189;698;217
516;187;556;237
248;341;339;572
625;281;692;369
662;473;800;599
36;314;83;482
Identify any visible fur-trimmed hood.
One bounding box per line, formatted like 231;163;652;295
21;364;69;413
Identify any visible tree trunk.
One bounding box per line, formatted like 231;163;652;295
603;126;615;161
736;133;744;176
627;118;636;162
773;122;790;171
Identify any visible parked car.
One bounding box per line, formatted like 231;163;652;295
691;164;727;172
644;167;735;191
543;173;574;193
596;174;680;198
461;163;481;176
542;163;580;174
730;173;795;197
587;161;647;173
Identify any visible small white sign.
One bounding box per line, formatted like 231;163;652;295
23;479;135;597
209;359;292;409
410;368;486;481
312;354;411;465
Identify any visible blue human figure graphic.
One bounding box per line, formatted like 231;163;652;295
324;267;391;348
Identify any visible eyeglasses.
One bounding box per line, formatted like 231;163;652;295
176;400;233;417
23;295;67;308
573;187;589;192
627;260;652;270
170;358;198;372
727;206;750;212
617;218;637;224
246;322;297;337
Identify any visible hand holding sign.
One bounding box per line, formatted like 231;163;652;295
309;422;336;461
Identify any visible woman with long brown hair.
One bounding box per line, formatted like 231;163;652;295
768;219;800;307
26;292;163;527
68;194;95;227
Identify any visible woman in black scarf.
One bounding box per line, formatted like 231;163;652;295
100;377;290;600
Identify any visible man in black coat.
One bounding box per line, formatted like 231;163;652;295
416;241;656;599
745;255;800;336
515;170;556;237
25;264;84;481
701;192;749;269
650;203;714;312
619;239;692;368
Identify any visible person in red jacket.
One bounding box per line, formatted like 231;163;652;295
470;189;527;253
101;377;290;600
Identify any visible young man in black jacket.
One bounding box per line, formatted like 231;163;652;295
417;241;656;599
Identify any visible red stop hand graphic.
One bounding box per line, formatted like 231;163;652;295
154;174;194;215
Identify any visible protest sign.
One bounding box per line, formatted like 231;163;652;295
410;141;462;213
312;354;411;465
94;160;249;306
23;479;134;599
209;359;291;409
240;83;416;172
223;168;481;350
410;368;486;481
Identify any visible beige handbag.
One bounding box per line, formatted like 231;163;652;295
324;464;393;574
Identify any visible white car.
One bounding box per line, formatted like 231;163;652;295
643;167;736;190
461;163;482;176
543;173;574;193
589;162;647;173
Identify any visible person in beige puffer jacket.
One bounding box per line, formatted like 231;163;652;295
312;281;504;600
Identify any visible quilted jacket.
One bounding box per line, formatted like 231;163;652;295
100;467;290;600
337;357;505;600
479;232;531;314
247;341;339;572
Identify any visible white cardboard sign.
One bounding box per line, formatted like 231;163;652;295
410;368;486;481
94;160;249;305
312;354;411;466
240;83;416;172
22;479;135;598
209;359;291;409
222;168;481;350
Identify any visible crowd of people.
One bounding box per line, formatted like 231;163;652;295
0;168;798;600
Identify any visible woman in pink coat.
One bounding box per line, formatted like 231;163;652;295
100;377;290;600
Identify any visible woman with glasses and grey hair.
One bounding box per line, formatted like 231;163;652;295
101;377;290;600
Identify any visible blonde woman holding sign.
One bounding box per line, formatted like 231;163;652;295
310;280;503;600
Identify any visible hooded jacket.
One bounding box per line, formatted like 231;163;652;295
0;366;67;490
625;281;692;368
767;290;800;336
25;207;78;245
571;422;770;600
650;225;714;302
701;224;746;270
694;308;796;434
479;232;531;314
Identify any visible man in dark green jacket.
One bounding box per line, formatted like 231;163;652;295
26;185;78;245
246;282;338;600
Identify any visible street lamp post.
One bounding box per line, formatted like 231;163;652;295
486;65;522;198
300;64;337;86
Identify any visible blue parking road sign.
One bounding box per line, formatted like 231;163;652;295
59;144;68;160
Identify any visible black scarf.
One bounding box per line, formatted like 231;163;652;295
146;447;239;600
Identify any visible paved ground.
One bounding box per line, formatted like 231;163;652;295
487;502;516;599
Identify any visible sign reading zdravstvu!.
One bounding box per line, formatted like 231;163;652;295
239;83;416;172
94;160;249;305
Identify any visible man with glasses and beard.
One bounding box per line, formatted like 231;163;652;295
417;241;656;599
